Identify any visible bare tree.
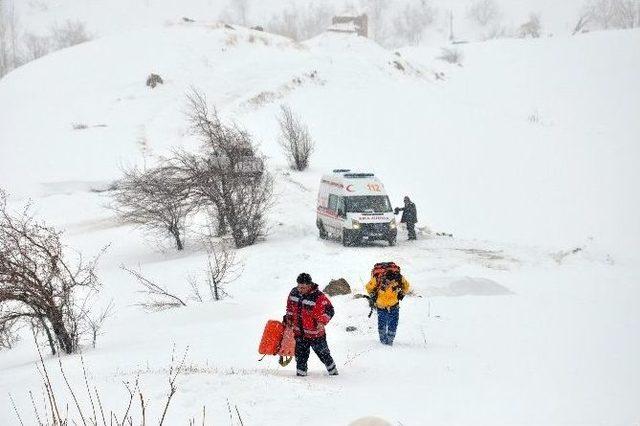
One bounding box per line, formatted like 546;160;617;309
1;10;92;78
22;32;50;61
367;0;390;43
0;190;103;354
579;0;640;30
518;13;541;38
467;0;501;26
230;0;250;26
299;2;335;40
0;0;22;78
277;104;315;171
111;163;196;251
51;19;91;49
393;0;437;45
189;242;242;302
266;6;300;40
177;88;273;249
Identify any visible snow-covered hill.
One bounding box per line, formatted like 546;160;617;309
0;20;639;426
2;23;639;252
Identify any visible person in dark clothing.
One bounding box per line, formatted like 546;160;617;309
394;196;418;240
284;273;338;377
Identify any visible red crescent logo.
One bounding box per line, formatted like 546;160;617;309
346;185;354;192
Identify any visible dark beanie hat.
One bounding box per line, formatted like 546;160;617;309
297;272;313;284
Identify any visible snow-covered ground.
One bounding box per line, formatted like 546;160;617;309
1;17;639;426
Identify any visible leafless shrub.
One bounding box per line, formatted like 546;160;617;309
467;0;501;26
22;32;50;61
580;0;640;30
111;162;196;251
176;88;274;249
392;0;437;45
189;242;242;302
265;2;334;41
84;300;114;349
123;265;188;311
518;13;541;38
277;104;315;171
484;24;510;39
0;190;104;355
437;47;463;65
11;344;195;425
51;19;91;49
572;12;592;34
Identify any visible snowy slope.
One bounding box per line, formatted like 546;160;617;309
2;25;639;252
0;22;639;426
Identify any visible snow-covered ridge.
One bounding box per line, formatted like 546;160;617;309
1;25;639;253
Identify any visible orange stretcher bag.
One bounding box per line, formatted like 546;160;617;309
258;320;295;366
259;320;284;355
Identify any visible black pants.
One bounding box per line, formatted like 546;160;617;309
295;336;337;376
406;222;416;239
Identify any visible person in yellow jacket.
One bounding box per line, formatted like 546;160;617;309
366;270;410;345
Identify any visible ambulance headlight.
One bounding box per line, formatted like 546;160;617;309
352;219;361;229
389;219;397;229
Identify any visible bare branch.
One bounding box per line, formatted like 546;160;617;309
159;346;189;425
122;265;187;311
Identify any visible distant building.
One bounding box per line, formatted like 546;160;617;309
328;14;368;38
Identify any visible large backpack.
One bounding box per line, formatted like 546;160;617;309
371;262;401;282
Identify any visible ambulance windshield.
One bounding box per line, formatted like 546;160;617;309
345;196;392;213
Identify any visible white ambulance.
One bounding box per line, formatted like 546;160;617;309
316;170;397;246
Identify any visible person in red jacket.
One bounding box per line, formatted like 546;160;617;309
284;272;338;377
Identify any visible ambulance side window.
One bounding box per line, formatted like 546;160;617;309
336;197;346;218
328;194;338;212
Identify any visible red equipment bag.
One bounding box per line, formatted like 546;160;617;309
371;262;401;280
258;320;284;355
278;326;296;357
